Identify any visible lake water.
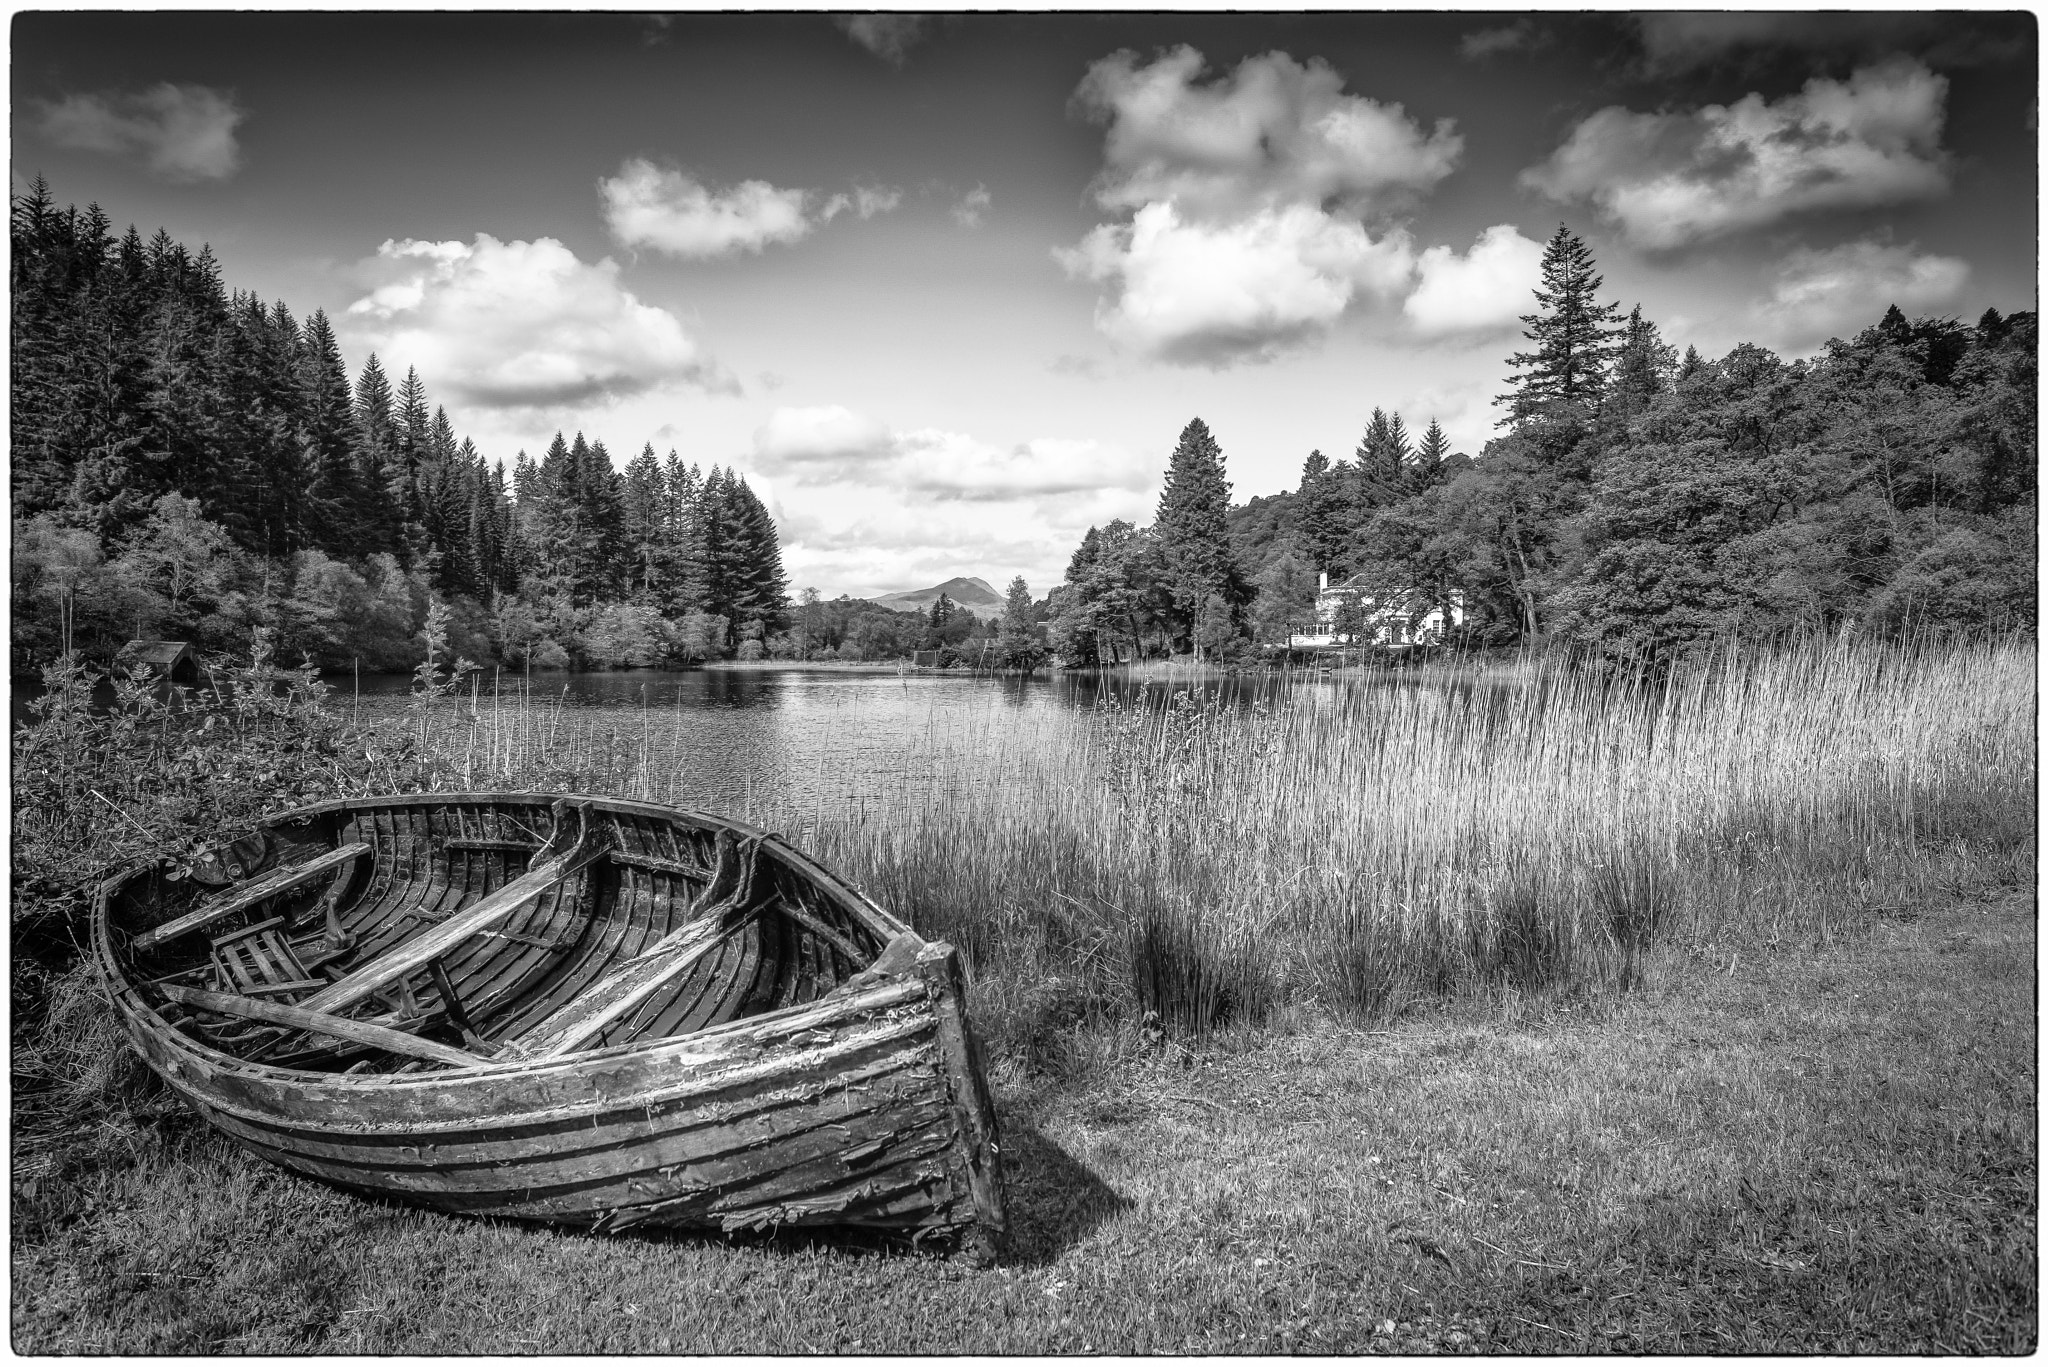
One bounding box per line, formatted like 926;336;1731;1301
335;666;1300;816
12;658;1539;820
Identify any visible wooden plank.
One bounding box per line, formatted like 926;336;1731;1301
160;986;488;1068
508;906;768;1059
921;943;1005;1234
297;806;603;1016
608;849;714;879
134;843;371;951
777;894;872;968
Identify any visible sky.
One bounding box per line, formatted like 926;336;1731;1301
11;10;2038;599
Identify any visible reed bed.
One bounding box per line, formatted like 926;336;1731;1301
402;634;2035;1050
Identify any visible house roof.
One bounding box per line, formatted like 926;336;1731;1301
117;640;193;665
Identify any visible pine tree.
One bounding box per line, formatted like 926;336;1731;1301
1413;419;1454;490
1498;223;1624;426
298;310;372;554
395;367;430;477
1608;304;1677;424
697;465;739;623
724;474;789;634
1153;416;1246;652
353;355;405;556
997;575;1041;671
1297;449;1351;577
620;443;667;602
662;451;706;616
924;591;957;649
581;437;627;598
1356;408;1412;507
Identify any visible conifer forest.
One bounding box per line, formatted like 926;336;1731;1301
12;192;2037;679
11;180;791;675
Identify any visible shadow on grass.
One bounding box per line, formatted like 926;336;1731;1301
992;1118;1130;1268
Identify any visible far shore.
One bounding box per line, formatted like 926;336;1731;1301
700;658;912;674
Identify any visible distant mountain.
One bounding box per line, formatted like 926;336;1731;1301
869;576;1005;620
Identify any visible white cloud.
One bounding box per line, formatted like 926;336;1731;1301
951;184;992;229
822;184;904;222
1524;59;1951;250
1064;46;1459;366
750;404;1152;596
1460;20;1550;61
37;83;244;181
601;160;814;257
1753;237;1969;349
1403;224;1544;338
1075;46;1462;221
836;14;929;67
343;234;726;408
1060;201;1415;366
601;160;903;257
754;405;1150;501
753;404;895;468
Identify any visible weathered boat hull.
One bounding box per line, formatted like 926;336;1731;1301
93;794;1003;1247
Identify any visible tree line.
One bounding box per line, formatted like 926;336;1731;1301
10;181;792;674
13;186;2033;677
1049;224;2037;665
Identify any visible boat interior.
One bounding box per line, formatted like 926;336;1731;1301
113;798;904;1074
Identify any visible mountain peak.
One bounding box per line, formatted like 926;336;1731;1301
868;575;1004;618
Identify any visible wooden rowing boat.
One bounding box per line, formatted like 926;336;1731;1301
92;792;1005;1255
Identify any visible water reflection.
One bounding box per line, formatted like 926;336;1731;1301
330;666;1313;818
12;661;1505;818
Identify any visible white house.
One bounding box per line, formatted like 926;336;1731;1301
1287;573;1465;649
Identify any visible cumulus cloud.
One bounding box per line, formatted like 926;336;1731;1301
1075;46;1462;220
1064;46;1464;366
951;184;992;229
600;161;903;258
1523;58;1952;250
37;83;244;181
1460;20;1551;61
837;14;929;66
750;405;1152;594
600;160;816;257
1753;237;1969;349
1403;224;1545;338
343;234;726;408
1060;201;1415;365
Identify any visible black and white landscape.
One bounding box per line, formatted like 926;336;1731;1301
12;11;2036;1355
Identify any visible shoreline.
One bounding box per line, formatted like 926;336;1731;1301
700;659;913;674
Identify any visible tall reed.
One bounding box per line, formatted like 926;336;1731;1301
403;635;2036;1046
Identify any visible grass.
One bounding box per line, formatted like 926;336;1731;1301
395;636;2034;1043
11;633;2036;1350
13;887;2033;1352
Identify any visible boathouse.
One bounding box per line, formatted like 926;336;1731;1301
115;639;201;683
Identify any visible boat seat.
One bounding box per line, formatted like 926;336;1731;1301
207;917;422;1022
209;919;329;1001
